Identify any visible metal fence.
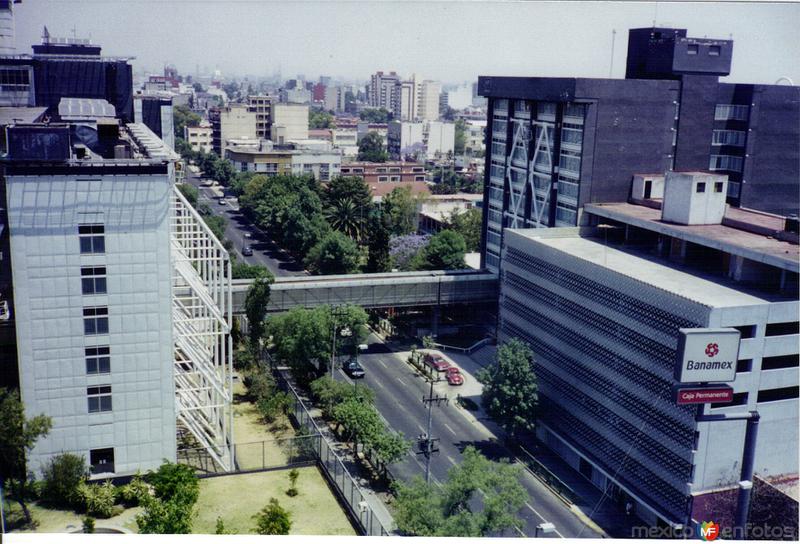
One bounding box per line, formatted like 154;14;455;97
178;435;317;473
275;372;392;536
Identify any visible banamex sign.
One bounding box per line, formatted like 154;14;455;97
674;328;740;383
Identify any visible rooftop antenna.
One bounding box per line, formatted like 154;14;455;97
41;25;50;44
609;29;616;78
653;0;658;26
71;25;77;39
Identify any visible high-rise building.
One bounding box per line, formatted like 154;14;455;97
0;29;134;121
417;80;441;122
388;120;454;160
247;94;274;140
209;103;257;155
1;115;234;477
368;71;401;113
498;172;798;528
271;103;309;144
478;27;800;272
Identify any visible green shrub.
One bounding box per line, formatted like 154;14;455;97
146;462;199;506
77;480;117;518
118;474;150;506
82;516;95;533
253;498;291;535
243;368;275;401
256;391;293;424
41;453;88;507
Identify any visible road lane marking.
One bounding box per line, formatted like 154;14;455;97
525;501;565;538
443;423;456;435
446;455;457;466
378;360;388;368
374;380;386;391
397;377;407;386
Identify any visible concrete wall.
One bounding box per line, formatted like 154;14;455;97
6;170;177;477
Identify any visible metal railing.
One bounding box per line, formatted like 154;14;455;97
275;372;393;536
517;444;579;506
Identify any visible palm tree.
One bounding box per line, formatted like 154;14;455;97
325;197;365;242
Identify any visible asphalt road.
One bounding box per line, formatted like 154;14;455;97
184;170;306;278
334;333;601;539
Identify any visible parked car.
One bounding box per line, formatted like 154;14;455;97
242;245;253;256
342;357;365;379
218;198;227;205
243;231;253;238
424;353;451;372
445;367;464;386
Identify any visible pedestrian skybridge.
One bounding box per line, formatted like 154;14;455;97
231;269;499;314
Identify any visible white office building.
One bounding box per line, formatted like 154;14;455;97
498;174;798;528
3;119;234;477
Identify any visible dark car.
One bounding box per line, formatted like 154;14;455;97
342;358;365;379
242;245;254;256
424;353;451;372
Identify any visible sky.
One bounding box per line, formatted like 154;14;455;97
14;0;800;86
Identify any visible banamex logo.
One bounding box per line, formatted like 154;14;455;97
705;342;719;358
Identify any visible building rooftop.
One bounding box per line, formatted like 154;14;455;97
585;202;799;273
509;228;792;308
0;107;48;126
369;181;430;200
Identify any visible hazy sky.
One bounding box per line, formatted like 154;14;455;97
15;1;800;85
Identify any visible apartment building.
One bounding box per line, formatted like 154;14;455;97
387;120;455;160
368;71;401;113
184;123;213;154
247;94;274;140
339;161;426;183
271;103;309;143
226;140;341;182
209;103;257;156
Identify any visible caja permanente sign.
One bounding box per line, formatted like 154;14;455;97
674;328;740;383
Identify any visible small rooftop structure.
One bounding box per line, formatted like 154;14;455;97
0;106;48;126
58;98;116;121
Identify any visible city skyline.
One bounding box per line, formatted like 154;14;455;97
15;0;800;85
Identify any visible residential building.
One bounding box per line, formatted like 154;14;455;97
279;87;311;104
388;120;455;160
368;180;430;203
225;140;341;182
247;94;274;140
209;103;257;156
323;85;345;113
498;171;798;529
464;120;486;156
478;27;800;272
368;71;401;113
271;103;309;143
339;161;426;184
419;193;483;234
357;122;388;144
417;79;442;121
184;122;213;154
331;127;358;157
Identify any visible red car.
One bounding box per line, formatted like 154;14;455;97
446;367;464;386
424;353;451;372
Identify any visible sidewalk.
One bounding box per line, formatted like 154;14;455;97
439;346;646;539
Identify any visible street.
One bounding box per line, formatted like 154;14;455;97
334;333;602;538
183;169;306;278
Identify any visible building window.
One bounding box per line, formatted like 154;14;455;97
90;448;115;475
765;321;799;336
733;324;756;339
87;385;112;413
696;182;706;193
711;392;747;409
376;168;386;173
83;307;109;335
378;176;388;182
81;267;107;295
86;346;111;375
714;104;749;121
709;45;721;56
687;44;699;55
79;224;105;254
390;176;400;182
736;359;752;373
415;176;425;181
709;155;743;173
761;354;799;371
713;182;724;193
712;129;746;147
757;386;799;403
0;67;31;90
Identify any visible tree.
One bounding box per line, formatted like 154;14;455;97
137;461;200;534
389;234;430;271
173;105;201;140
357;131;389;162
372;431;410;471
309;110;335;129
253;498;292;535
201;213;226;242
383;185;421;236
0;388;52;525
454;119;467;155
366;212;391;272
393;447;527;537
287;468;299;497
177;183;199;207
359;107;392;123
232;261;270;280
304;230;361;275
477;339;538;439
192;82;204;93
412;230;466;270
245;274;273;346
331;398;383;452
324;176;372;241
41;452;88;508
446;208;482;252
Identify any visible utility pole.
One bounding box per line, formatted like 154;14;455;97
419;377;448;483
329;306;348;379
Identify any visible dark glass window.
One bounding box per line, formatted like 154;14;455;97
79;224;105;254
90;448;115;474
696;182;706;193
81;267;107;295
85;346;110;374
765;321;799;337
714;182;724;193
761;354;799;371
709;45;721;56
83;307;109;335
687;44;699;55
87;385;112;413
757;386;799;403
711;392;748;409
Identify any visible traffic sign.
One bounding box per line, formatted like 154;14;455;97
675;385;734;405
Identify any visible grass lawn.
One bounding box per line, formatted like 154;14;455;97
5;499;142;534
232;379;300;471
193;468;356;535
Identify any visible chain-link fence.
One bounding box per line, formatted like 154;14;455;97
276;372;392;536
